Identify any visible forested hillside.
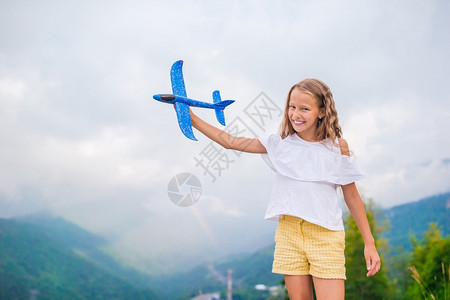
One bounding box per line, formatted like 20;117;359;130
381;192;450;251
0;192;448;299
15;213;159;290
0;219;160;299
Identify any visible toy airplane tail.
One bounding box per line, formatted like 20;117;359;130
213;90;234;126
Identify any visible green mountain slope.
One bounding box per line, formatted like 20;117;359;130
0;218;160;300
15;213;158;290
380;192;450;251
1;192;447;299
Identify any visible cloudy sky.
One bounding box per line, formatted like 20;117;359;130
1;0;449;274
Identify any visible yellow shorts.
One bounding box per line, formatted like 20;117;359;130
272;215;346;279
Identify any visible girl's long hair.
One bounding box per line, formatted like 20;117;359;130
279;78;342;141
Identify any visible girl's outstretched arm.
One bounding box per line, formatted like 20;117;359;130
339;139;381;277
342;183;381;277
190;110;267;154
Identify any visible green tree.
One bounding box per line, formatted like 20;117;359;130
344;199;391;299
406;223;450;299
385;246;411;299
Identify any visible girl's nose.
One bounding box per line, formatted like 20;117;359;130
292;109;302;118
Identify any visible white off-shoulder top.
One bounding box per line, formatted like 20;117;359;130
259;134;365;230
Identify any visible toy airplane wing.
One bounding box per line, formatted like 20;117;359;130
174;101;197;141
171;60;187;97
171;60;197;140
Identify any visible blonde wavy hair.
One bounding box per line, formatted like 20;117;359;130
279;78;342;141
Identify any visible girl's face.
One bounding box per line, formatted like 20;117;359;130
288;88;324;141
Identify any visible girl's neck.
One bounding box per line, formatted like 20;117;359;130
296;132;321;142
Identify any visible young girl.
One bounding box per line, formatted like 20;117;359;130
189;78;380;299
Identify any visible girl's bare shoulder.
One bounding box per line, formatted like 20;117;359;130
338;138;350;156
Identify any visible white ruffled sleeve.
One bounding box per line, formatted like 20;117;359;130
258;134;281;172
258;134;365;185
333;155;366;185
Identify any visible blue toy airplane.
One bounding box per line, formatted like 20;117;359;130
153;60;235;141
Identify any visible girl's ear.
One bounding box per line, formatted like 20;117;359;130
319;108;325;119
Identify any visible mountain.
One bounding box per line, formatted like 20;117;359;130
1;192;447;299
0;217;160;299
14;213;159;290
153;244;283;299
380;192;450;252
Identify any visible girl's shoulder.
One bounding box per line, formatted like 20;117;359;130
337;138;350;156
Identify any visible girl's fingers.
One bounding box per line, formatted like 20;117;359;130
364;244;381;277
366;256;371;272
366;256;381;277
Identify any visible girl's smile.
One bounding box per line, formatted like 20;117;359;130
292;120;305;126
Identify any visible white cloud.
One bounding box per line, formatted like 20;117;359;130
201;194;246;218
344;89;450;206
0;0;449;273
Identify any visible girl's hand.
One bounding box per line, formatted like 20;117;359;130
364;243;381;277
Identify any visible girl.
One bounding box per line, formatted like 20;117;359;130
189;78;380;299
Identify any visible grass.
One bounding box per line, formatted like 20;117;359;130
409;262;449;300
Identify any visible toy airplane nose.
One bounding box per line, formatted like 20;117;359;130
153;94;176;102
